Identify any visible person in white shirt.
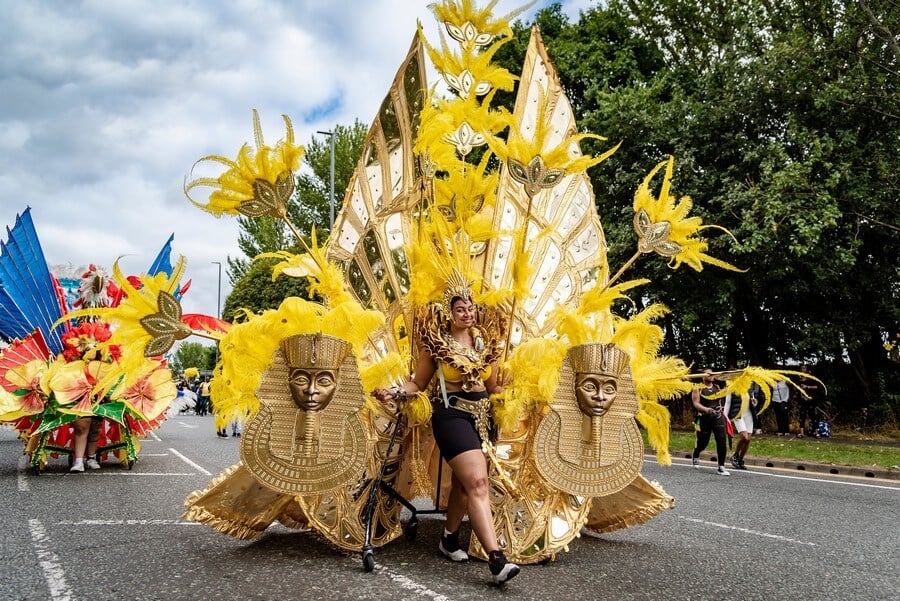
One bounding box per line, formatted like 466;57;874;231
771;378;791;436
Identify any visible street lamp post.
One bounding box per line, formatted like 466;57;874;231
316;129;336;230
211;261;221;369
211;261;222;319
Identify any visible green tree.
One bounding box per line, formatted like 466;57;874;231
169;341;210;375
497;1;899;423
221;257;310;321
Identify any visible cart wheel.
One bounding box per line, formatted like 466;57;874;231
67;454;74;467
29;465;41;476
362;547;375;572
404;516;418;541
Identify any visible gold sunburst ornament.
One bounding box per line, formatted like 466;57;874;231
631;156;741;272
507;154;565;197
139;291;193;357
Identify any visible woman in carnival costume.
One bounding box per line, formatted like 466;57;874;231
0;212;208;473
168;0;818;585
373;268;520;583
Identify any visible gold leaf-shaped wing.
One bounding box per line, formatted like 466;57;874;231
139;291;190;356
325;33;428;363
476;26;609;348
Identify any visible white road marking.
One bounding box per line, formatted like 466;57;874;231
342;555;452;600
740;468;900;490
29;519;73;601
168;447;212;475
18;455;30;492
56;519;200;526
43;472;195;477
661;459;900;490
138;453;169;457
176;422;199;429
146;431;162;442
678;516;816;546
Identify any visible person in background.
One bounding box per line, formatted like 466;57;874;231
69;417;102;472
771;376;792;436
797;364;821;437
690;369;730;476
724;391;753;470
197;377;211;417
749;382;763;435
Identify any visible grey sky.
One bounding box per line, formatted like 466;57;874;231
0;0;593;324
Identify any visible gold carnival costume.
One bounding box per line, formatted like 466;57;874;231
168;0;812;571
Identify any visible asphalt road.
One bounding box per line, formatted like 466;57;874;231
2;415;898;601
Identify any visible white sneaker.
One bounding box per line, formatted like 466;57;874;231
85;458;101;470
716;466;731;476
69;459;84;473
439;532;469;562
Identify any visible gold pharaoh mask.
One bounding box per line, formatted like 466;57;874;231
533;342;643;497
568;343;630;379
241;334;368;495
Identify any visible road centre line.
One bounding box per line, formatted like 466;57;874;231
41;472;196;477
738;468;900;490
29;519;73;601
342;554;452;601
57;519;200;526
678;516;816;546
18;455;30;492
168;447;212;475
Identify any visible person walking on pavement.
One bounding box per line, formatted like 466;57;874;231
690;369;730;476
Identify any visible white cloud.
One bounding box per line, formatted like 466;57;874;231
0;0;583;325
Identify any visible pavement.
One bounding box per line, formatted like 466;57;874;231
667;433;900;481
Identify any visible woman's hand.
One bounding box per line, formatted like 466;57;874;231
373;386;405;402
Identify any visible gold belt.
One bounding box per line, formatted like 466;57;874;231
447;395;489;415
445;395;492;445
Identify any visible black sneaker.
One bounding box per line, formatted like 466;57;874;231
438;530;468;562
730;454;741;469
488;550;520;584
738;458;747;470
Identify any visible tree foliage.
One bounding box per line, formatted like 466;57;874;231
222;257;309;321
494;0;899;423
169;341;217;375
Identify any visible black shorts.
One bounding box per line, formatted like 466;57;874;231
431;390;488;461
